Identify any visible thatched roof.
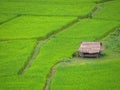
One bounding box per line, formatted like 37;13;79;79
78;42;104;53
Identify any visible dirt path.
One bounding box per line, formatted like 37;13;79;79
44;61;63;90
90;3;102;18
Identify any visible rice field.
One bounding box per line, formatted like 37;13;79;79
0;16;76;40
56;19;120;39
94;0;120;21
0;0;120;90
0;14;17;23
51;29;120;90
0;2;96;17
0;0;101;3
51;60;120;90
0;40;37;89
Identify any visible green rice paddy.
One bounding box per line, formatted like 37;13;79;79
0;16;76;40
0;0;120;90
0;2;96;16
94;0;120;21
51;28;120;90
51;59;120;90
0;14;17;23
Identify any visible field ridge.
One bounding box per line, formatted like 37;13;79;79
0;15;21;25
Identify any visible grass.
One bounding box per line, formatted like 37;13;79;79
0;0;101;3
0;14;16;23
51;59;120;90
56;19;120;39
102;28;120;57
0;18;119;90
0;40;37;89
0;0;120;90
0;16;76;40
94;0;120;21
22;19;119;89
50;27;120;90
0;1;96;16
0;40;36;75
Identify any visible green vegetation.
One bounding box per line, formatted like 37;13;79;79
51;60;120;90
94;0;120;21
106;29;120;52
103;29;120;57
0;16;76;40
0;40;37;89
51;28;120;90
0;40;36;75
0;14;16;23
0;18;119;90
24;19;119;89
0;2;96;16
56;19;120;39
0;0;120;90
0;0;101;3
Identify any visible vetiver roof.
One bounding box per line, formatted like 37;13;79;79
78;42;104;53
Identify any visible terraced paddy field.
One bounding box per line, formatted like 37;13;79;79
51;60;120;90
0;0;120;90
94;0;120;21
0;16;76;40
51;29;120;90
0;1;96;17
0;14;17;24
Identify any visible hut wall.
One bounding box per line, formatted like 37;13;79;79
81;52;100;58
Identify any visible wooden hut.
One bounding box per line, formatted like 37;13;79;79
78;42;104;58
